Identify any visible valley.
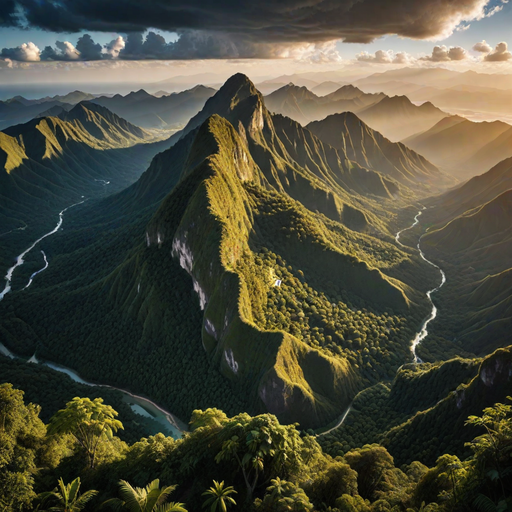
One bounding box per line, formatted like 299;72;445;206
1;60;511;511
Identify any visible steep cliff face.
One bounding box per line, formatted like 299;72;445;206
141;115;364;428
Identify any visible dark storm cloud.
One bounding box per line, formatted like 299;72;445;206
2;0;499;46
75;34;103;60
0;0;18;26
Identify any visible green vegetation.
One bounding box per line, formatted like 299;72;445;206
202;481;237;512
48;397;123;469
0;355;167;443
103;479;186;512
0;75;440;431
38;477;98;512
1;382;511;511
0;102;171;236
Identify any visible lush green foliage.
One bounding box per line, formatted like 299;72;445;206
1;385;511;512
38;477;98;512
48;397;123;469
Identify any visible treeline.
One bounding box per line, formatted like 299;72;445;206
1;382;511;512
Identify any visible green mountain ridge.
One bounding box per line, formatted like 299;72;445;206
0;74;437;430
0;102;172;238
425;189;512;254
413;158;512;356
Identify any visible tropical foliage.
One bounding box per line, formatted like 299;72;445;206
0;383;511;512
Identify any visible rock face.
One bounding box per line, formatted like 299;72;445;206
143;114;360;428
479;350;512;389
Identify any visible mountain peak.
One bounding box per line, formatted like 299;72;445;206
222;73;254;91
175;73;267;140
129;89;152;99
386;95;413;106
68;100;107;117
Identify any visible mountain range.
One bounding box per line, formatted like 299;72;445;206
264;84;450;141
1;72;511;465
0;73;444;430
0;101;169;233
419;156;512;355
264;83;385;127
307;112;453;192
404;116;512;178
90;85;216;129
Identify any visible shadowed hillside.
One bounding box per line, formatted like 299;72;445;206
404;116;512;179
307;112;455;193
0;74;438;430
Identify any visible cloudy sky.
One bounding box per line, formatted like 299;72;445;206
0;0;511;86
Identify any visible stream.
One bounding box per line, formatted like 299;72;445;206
395;208;446;362
0;200;186;438
317;208;448;434
0;200;85;301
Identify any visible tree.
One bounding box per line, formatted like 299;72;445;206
335;494;371;512
344;444;395;501
466;397;512;500
213;413;310;502
47;397;123;469
304;461;358;508
102;479;186;512
254;478;313;512
38;477;97;512
202;480;237;512
0;383;46;512
190;409;228;431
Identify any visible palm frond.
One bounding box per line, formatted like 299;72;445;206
73;490;98;511
474;494;499;512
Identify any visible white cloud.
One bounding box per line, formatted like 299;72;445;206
1;42;41;62
356;49;414;64
104;36;125;59
421;45;467;62
484;41;512;61
473;40;493;53
290;41;343;64
55;41;80;60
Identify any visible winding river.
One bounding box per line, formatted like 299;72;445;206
0;200;85;301
1;203;446;438
395;208;446;362
0;200;186;438
317;208;448;434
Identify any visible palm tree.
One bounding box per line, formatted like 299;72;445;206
102;479;186;512
202;481;237;512
38;477;98;512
